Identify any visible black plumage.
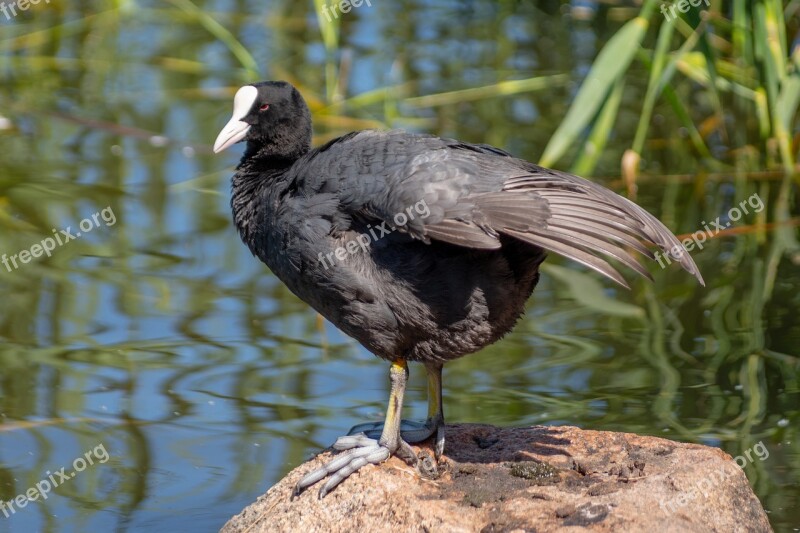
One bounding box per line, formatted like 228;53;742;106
214;81;703;498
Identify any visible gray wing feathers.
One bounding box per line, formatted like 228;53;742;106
427;162;704;287
424;219;500;249
304;131;704;287
494;168;704;286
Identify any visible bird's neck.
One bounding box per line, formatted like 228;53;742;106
243;132;311;163
230;157;295;256
230;130;311;256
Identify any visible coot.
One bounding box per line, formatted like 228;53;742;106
214;81;703;498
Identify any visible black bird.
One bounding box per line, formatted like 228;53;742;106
214;81;704;498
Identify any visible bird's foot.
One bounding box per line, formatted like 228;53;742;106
292;432;417;499
349;416;445;458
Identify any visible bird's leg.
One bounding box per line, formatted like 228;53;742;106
293;359;417;499
348;362;446;457
424;362;446;459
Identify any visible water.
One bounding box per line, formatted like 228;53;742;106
0;1;798;531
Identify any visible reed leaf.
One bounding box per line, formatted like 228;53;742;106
539;8;654;167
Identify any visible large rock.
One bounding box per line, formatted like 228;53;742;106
221;424;772;532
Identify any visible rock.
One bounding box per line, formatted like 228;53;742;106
220;424;772;533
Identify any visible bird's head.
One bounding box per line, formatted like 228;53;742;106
213;81;312;161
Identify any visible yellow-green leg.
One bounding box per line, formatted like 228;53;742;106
425;362;446;458
348;361;446;458
293;359;417;499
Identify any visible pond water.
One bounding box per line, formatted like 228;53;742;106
0;1;798;531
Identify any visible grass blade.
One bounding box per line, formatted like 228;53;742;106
540;14;652;167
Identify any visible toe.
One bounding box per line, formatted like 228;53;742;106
333;432;375;450
317;446;389;498
434;424;446;459
294;436;403;498
395;438;419;464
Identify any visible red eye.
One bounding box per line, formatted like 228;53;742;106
260;103;270;111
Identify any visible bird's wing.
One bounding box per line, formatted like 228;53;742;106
296;130;704;288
